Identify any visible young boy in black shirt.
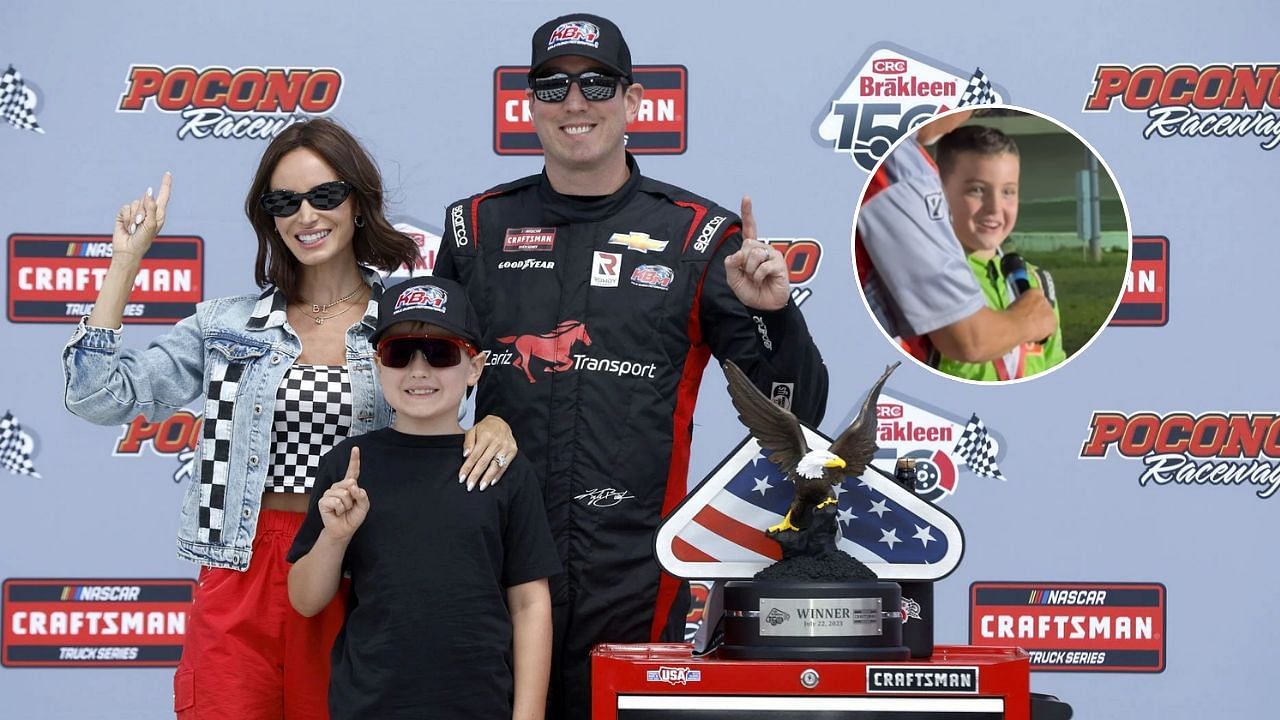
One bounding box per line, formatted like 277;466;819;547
288;277;560;720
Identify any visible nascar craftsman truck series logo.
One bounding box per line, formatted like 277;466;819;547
814;44;1007;172
970;582;1166;672
1084;63;1280;150
7;234;203;324
3;579;196;667
117;65;343;140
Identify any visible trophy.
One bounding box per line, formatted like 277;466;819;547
716;360;911;661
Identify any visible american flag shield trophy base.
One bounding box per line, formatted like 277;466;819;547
709;362;912;661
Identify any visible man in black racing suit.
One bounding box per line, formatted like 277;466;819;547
433;13;828;719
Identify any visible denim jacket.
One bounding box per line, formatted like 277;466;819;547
62;270;391;570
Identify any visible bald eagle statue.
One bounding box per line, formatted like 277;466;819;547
723;360;899;544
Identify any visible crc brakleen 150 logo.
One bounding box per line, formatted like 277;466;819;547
870;394;1008;502
1082;412;1280;499
493;65;687;155
1084;64;1280;150
2;578;195;667
970;582;1166;672
8;234;203;324
117;65;343;140
814;44;1008;172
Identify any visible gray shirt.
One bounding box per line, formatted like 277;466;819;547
856;139;985;339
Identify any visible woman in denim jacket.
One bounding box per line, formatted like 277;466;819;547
62;119;518;719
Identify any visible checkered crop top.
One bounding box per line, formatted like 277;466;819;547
266;364;354;493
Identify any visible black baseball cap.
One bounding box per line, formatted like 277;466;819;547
529;13;633;83
371;277;483;347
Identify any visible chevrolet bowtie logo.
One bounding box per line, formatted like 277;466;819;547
609;231;668;253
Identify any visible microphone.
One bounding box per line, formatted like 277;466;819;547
1001;252;1051;344
1000;252;1033;296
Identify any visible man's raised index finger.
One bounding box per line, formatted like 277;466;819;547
739;195;757;240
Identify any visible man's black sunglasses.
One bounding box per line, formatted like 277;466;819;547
530;71;623;103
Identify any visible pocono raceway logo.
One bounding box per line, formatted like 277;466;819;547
117;65;343;140
114;410;202;483
970;582;1166;672
7;234;203;324
1084;64;1280;150
2;579;195;667
814;44;1008;172
493;65;687;154
1082;412;1280;499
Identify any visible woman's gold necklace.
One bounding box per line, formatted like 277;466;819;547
309;284;363;314
298;285;365;326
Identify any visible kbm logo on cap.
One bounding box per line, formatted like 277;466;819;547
394;285;447;314
548;21;601;50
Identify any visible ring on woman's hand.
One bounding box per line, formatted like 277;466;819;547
494;453;507;468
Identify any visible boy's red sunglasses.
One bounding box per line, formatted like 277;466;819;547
376;335;478;369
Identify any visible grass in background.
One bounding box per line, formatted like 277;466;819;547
1018;248;1128;356
1015;198;1128;233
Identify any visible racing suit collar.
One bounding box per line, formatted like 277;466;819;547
537;152;642;224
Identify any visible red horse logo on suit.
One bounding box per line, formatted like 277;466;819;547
497;320;592;383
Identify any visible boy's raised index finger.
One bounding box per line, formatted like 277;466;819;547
345;446;361;480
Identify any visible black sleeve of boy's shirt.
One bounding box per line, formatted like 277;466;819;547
286;440;353;564
502;460;563;587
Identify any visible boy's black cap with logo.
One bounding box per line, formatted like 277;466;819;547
371;277;483;347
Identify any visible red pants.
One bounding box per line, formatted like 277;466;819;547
174;510;347;719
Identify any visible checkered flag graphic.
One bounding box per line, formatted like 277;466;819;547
0;411;41;478
956;67;997;108
0;65;45;133
953;413;1004;480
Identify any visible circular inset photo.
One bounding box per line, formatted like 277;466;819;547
851;105;1131;384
